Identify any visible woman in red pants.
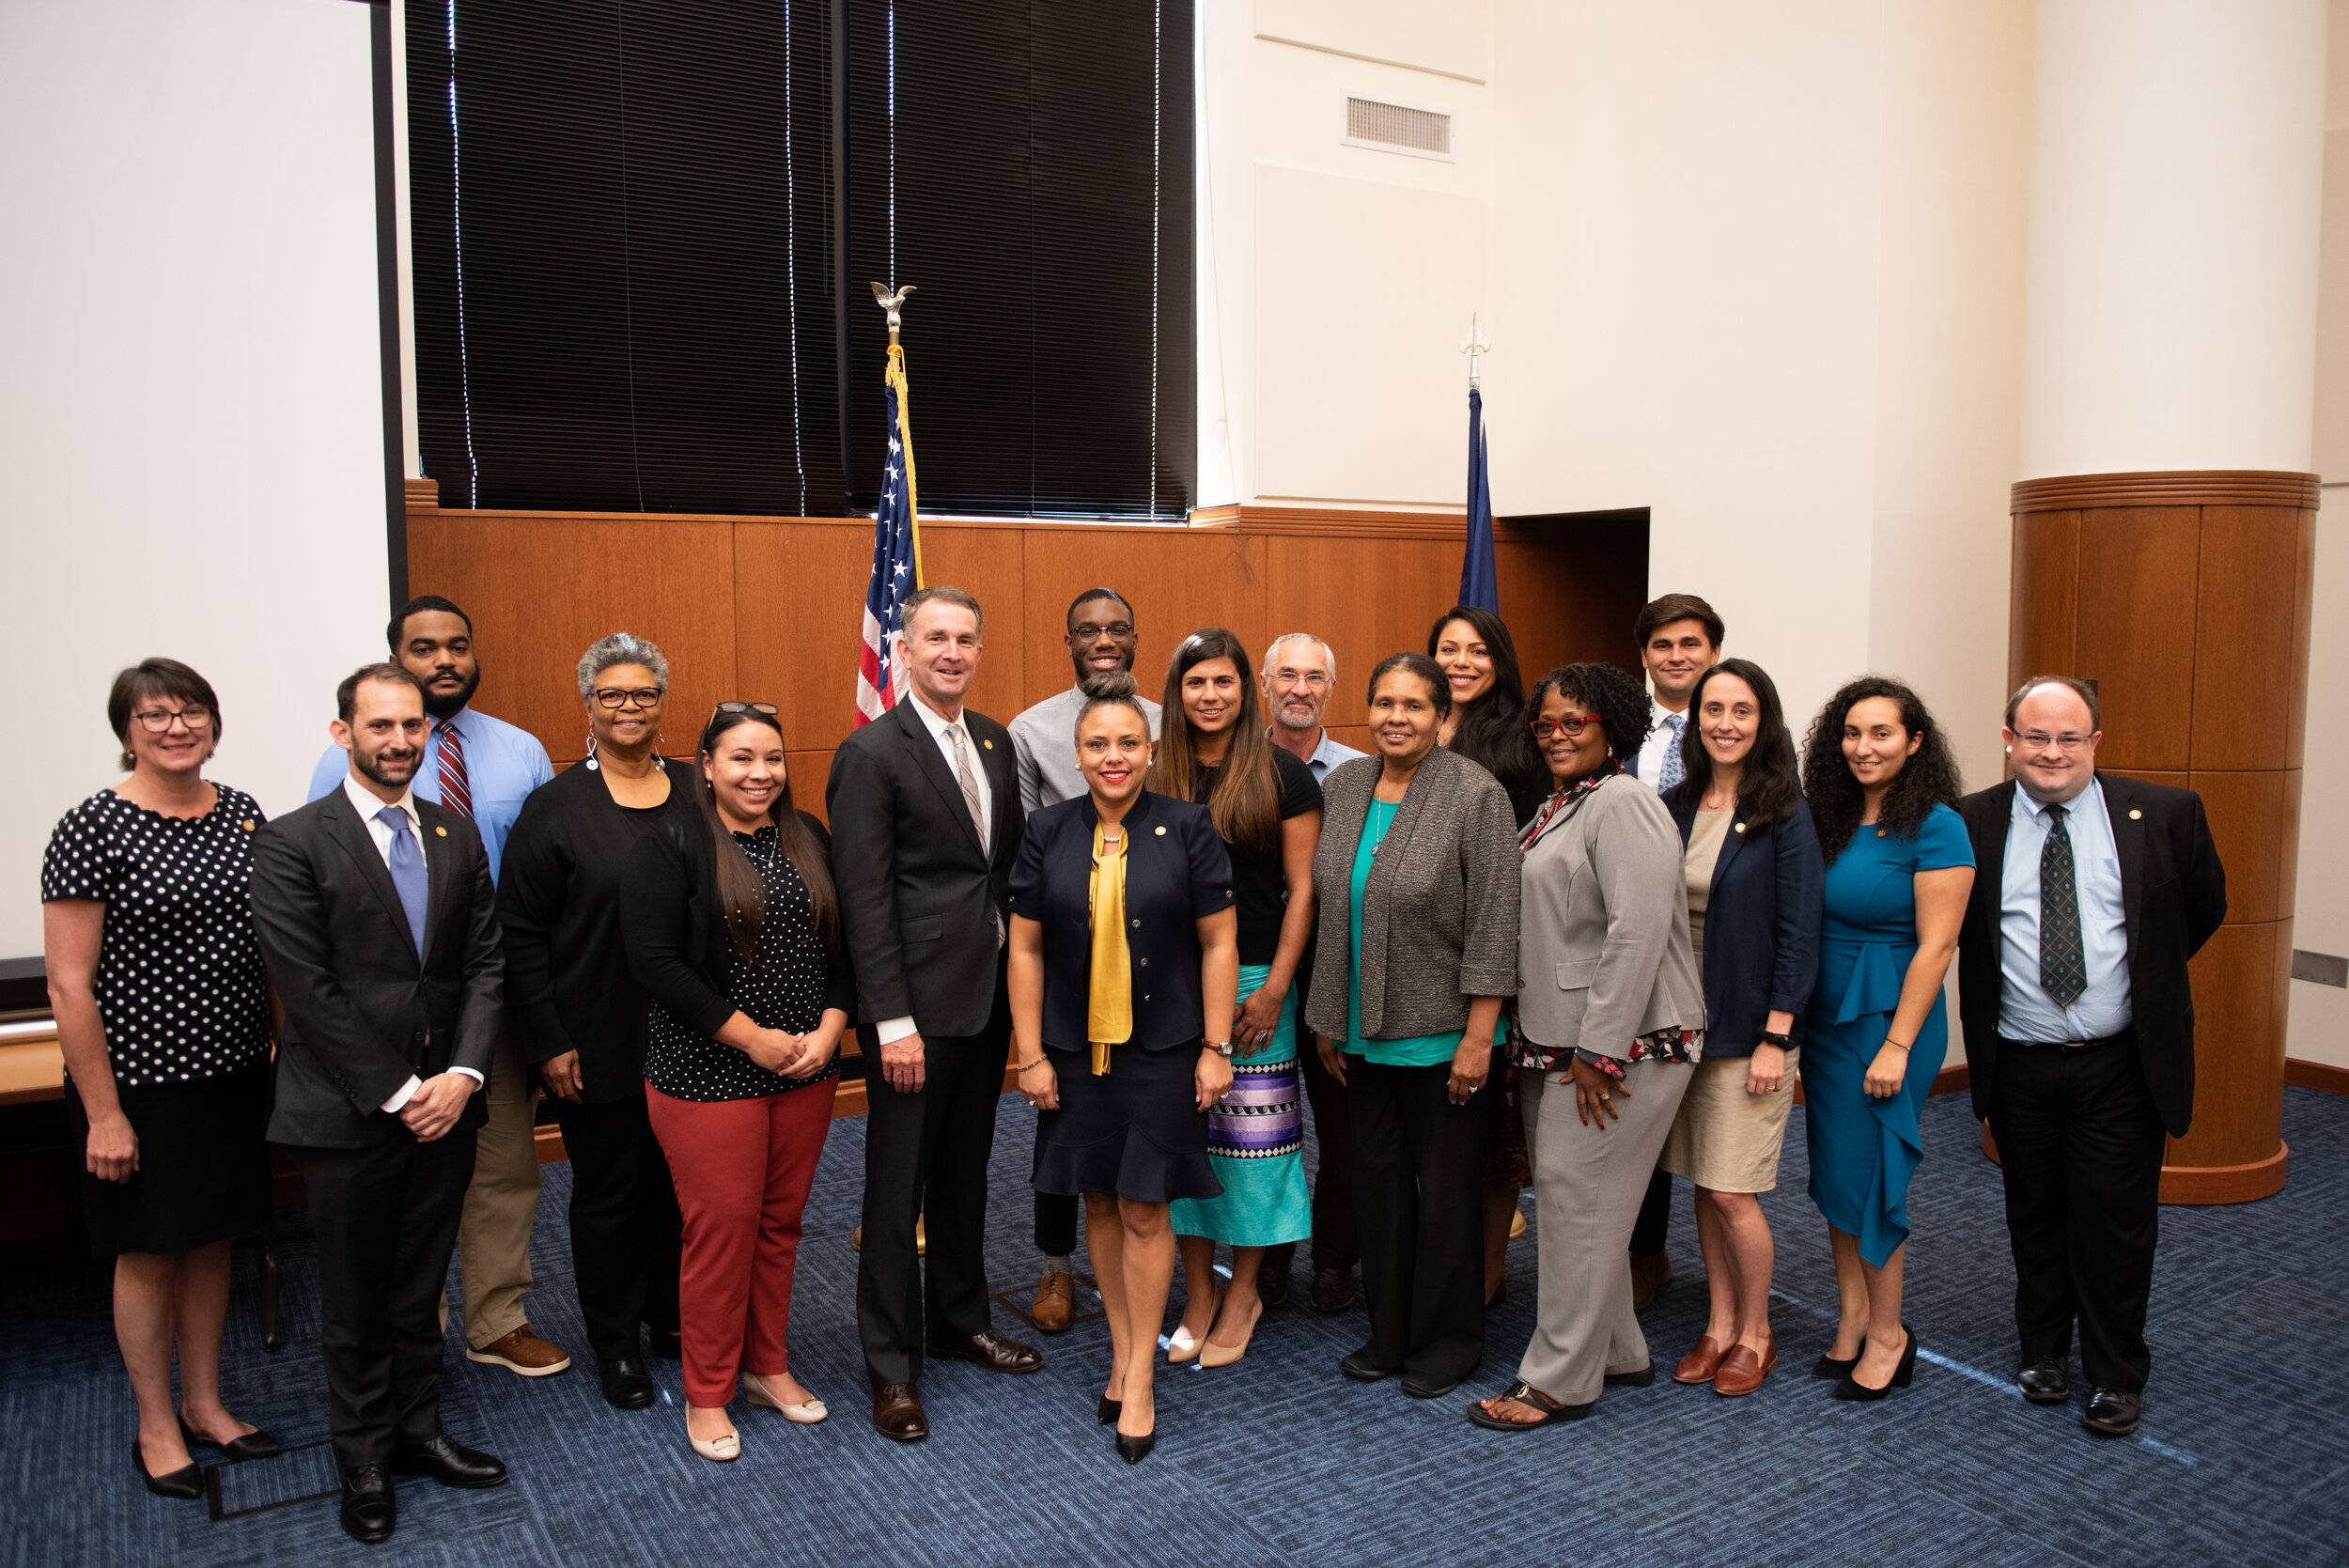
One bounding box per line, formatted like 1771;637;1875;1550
622;702;851;1462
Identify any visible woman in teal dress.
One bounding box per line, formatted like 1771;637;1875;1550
1797;676;1973;1401
1157;630;1320;1368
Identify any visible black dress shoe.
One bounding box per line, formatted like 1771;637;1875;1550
2082;1387;2141;1436
2017;1357;2072;1405
1097;1396;1121;1426
646;1327;682;1359
179;1416;281;1463
1115;1426;1157;1464
1340;1348;1395;1382
132;1438;203;1500
1830;1325;1918;1402
872;1382;928;1442
599;1356;655;1409
1809;1352;1859;1381
1603;1359;1657;1388
926;1328;1043;1374
1310;1266;1358;1315
1401;1373;1464;1399
389;1432;508;1489
340;1465;395;1544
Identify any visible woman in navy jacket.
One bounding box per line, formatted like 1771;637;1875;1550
1657;660;1823;1399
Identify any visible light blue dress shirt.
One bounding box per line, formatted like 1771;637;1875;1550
1998;778;2131;1044
1299;727;1367;786
307;705;552;885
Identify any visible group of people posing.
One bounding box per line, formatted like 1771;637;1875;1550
41;583;2226;1543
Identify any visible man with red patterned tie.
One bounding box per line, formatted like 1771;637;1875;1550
308;596;563;1378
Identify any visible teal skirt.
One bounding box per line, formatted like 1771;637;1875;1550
1171;964;1313;1248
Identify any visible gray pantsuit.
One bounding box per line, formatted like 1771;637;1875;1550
1517;1059;1693;1402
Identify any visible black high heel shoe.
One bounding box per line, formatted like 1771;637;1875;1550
179;1416;282;1463
1097;1396;1121;1426
133;1438;203;1500
1810;1351;1859;1381
1115;1429;1157;1465
1831;1325;1917;1401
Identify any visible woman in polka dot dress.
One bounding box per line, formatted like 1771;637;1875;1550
41;659;281;1500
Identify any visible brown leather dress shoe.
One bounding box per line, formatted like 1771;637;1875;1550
1712;1341;1778;1397
1672;1336;1730;1385
1629;1251;1674;1311
1032;1271;1075;1333
871;1383;928;1442
926;1328;1044;1374
466;1324;572;1377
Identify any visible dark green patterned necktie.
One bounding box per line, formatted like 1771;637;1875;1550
2039;803;2086;1008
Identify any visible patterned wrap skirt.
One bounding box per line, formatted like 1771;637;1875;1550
1171;964;1313;1248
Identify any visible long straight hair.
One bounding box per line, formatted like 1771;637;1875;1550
1664;659;1802;833
1426;604;1541;797
1149;628;1282;858
695;708;838;962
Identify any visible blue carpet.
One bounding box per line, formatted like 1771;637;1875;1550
6;1086;2347;1567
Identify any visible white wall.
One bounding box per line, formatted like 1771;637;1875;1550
0;0;390;959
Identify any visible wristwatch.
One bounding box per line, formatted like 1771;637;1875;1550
1206;1040;1235;1057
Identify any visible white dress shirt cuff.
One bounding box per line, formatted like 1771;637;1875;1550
876;1017;918;1046
381;1075;423;1113
451;1066;485;1087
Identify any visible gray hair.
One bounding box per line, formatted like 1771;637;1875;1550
899;584;985;636
577;632;671;700
1263;631;1335;682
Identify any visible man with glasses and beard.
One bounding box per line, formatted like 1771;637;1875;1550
1007;588;1162;1331
306;596;567;1379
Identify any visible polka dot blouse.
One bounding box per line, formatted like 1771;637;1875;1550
645;826;844;1103
39;784;272;1086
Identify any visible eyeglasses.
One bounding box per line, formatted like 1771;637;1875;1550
2015;731;2092;753
1530;715;1602;739
713;701;778;719
592;687;664;709
1070;622;1136;644
132;706;213;733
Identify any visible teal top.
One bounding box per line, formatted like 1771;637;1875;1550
1346;800;1475;1066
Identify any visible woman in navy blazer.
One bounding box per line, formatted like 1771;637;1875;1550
1008;671;1238;1464
1657;660;1823;1399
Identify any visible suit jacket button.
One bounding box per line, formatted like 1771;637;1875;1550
1139;957;1148;966
1131;919;1141;927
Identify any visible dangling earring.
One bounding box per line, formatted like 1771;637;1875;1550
653;728;667;769
584;731;600;771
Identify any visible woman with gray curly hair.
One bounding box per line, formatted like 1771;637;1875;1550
496;631;690;1411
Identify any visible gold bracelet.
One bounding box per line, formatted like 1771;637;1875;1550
1015;1056;1050;1074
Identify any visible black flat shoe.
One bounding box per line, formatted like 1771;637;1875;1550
599;1356;655;1410
340;1464;395;1544
1097;1396;1121;1426
1831;1326;1917;1402
389;1432;508;1489
2017;1357;2071;1405
133;1439;202;1500
1401;1373;1463;1399
1603;1360;1657;1388
2082;1388;2141;1436
1340;1348;1396;1383
1810;1352;1859;1380
179;1416;281;1462
1309;1266;1357;1315
1115;1428;1157;1464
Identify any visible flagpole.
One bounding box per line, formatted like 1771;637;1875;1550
873;282;926;588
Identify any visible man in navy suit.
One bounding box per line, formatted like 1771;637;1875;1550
251;664;508;1543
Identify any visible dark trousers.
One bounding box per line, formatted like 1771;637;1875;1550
1987;1034;2167;1391
292;1126;478;1469
1349;1055;1490;1383
857;980;1011;1387
1262;962;1357;1283
547;1089;682;1361
1034;1190;1080;1258
1630;1166;1673;1256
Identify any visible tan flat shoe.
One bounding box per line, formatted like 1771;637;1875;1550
689;1420;740;1462
1712;1341;1778;1398
744;1374;828;1424
1166;1285;1223;1364
1199;1296;1264;1369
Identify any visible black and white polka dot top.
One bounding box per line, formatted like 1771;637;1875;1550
39;784;272;1086
644;825;844;1103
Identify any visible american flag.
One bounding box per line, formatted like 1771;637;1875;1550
855;344;924;724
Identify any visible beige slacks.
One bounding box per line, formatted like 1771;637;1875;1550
457;1027;542;1348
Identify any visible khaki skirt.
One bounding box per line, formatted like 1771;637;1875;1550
1658;1048;1799;1194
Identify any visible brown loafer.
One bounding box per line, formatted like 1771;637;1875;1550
466;1324;572;1377
871;1382;928;1442
1672;1335;1730;1385
926;1328;1044;1374
1712;1341;1778;1397
1032;1270;1075;1333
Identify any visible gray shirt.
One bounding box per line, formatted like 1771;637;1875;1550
1008;685;1165;815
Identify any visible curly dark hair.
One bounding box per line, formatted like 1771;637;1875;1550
1800;675;1965;862
1666;659;1802;834
1522;661;1651;780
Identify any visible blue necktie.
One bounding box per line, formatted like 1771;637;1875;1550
1658;712;1688;791
379;805;428;958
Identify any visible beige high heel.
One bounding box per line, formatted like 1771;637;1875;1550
1200;1296;1264;1369
744;1373;829;1424
688;1411;740;1463
1166;1284;1223;1364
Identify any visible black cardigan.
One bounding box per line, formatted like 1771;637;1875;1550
496;762;692;1103
619;808;855;1043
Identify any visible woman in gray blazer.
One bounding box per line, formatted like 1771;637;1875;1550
1306;653;1520;1400
1472;661;1706;1431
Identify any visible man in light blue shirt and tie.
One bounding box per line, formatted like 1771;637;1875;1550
306;596;565;1379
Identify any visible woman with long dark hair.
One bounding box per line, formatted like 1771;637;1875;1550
1656;660;1823;1399
621;703;851;1461
1155;630;1320;1369
1796;676;1971;1402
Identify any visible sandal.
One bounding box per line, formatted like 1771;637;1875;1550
1467;1380;1592;1431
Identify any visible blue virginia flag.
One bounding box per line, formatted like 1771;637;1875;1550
1458;385;1497;612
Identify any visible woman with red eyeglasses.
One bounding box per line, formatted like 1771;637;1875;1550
1470;661;1705;1433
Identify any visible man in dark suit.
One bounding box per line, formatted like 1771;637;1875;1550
251;664;508;1542
828;585;1042;1442
1956;675;2225;1438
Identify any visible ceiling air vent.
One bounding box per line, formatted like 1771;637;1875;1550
1346;97;1451;158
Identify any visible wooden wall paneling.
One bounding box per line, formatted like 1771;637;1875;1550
913;525;1032;725
2163;918;2290;1200
407;514;740;763
1494;536;1645;681
732;520;876;757
786;751;836;825
2273;764;2302;925
2285;507;2317;770
2189;505;2302;771
2071;506;2199;773
2006;508;2079;690
1015;526;1269;712
1260;535;1459;730
2182;769;2290;924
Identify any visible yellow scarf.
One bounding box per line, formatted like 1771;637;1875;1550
1086;818;1133;1074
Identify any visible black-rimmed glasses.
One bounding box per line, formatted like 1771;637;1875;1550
1070;622;1136;644
592;687;665;709
132;706;213;733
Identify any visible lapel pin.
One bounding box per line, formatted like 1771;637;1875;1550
1734;823;1746;833
1155;825;1167;835
435;825;449;837
2129;809;2141;820
983;737;994;750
